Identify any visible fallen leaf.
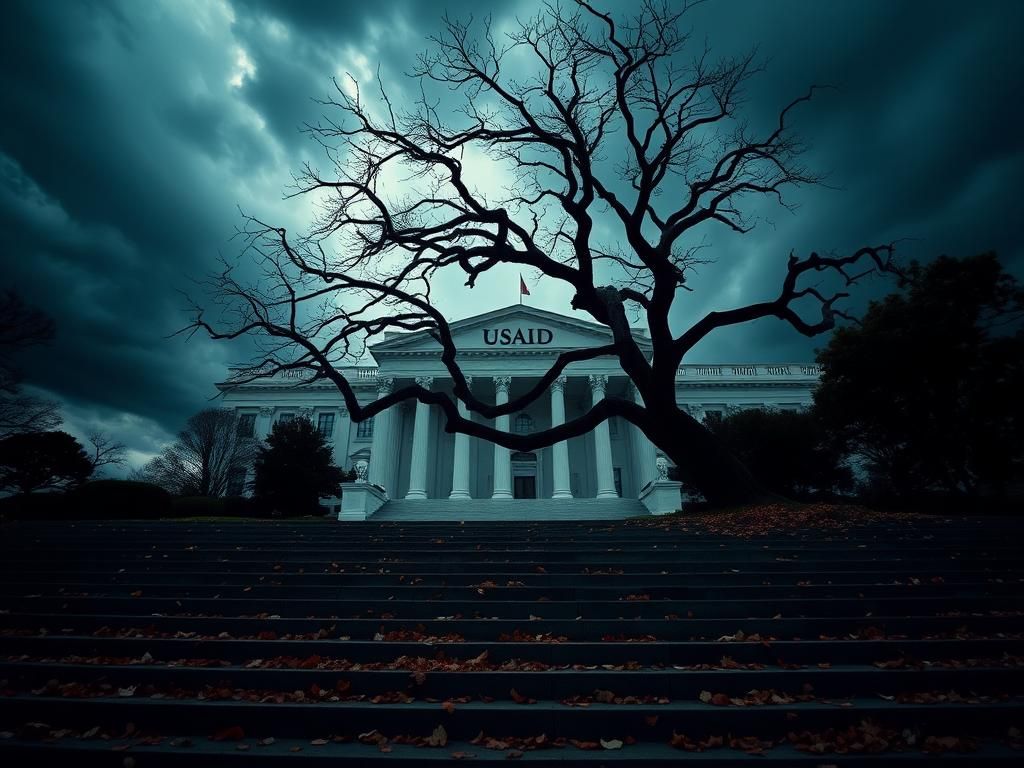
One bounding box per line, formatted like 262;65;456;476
428;725;448;747
600;738;623;750
211;726;245;742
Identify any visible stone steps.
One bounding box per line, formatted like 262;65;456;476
0;516;1022;764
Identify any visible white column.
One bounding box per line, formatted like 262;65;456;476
449;377;473;499
256;407;274;440
589;374;618;498
405;376;433;499
550;375;572;498
333;407;352;471
367;377;394;493
491;376;513;499
630;385;658;493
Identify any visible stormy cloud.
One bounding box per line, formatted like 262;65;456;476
1;0;1020;470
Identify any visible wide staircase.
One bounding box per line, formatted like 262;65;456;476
0;514;1022;764
374;498;646;521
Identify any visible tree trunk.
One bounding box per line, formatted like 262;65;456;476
648;410;788;507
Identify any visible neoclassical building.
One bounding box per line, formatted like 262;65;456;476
218;305;820;519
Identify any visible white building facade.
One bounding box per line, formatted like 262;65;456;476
218;305;820;518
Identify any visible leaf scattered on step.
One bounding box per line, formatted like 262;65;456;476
428;724;448;747
211;726;245;742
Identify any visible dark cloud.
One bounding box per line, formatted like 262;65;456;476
0;0;1020;468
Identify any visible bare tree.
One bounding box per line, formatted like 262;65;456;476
187;1;895;504
0;394;62;439
87;432;128;477
137;409;258;497
0;290;62;437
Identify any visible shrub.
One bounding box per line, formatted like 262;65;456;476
72;479;172;519
169;496;263;518
0;491;72;520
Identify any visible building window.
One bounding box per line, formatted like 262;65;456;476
278;413;295;424
317;412;335;437
613;467;622;497
356;416;374;439
237;413;256;438
703;409;723;423
514;413;534;434
608;416;619;438
226;467;247;497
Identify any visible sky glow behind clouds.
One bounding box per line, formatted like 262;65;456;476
0;0;1020;470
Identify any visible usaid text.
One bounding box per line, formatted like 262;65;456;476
482;328;554;346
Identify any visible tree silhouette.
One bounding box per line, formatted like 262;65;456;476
252;417;346;516
188;1;894;504
0;430;93;494
137;409;258;497
815;253;1024;502
704;408;852;500
0;291;60;438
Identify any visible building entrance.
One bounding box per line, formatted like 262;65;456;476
511;452;538;499
513;475;536;499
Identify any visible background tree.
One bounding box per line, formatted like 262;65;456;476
0;290;61;437
703;408;853;500
188;1;895;505
814;253;1024;502
137;408;258;497
252;417;346;516
86;432;127;477
0;430;93;494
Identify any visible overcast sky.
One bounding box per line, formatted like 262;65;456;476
1;0;1021;471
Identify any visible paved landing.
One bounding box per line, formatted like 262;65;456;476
373;497;647;520
0;512;1022;764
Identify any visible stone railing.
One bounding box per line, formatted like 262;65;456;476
224;366;380;385
676;363;821;380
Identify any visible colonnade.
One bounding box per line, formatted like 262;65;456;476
367;374;630;500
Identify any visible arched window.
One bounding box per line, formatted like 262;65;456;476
514;413;534;434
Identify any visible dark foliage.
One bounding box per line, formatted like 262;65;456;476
703;409;853;500
72;479;172;519
0;430;92;494
252;417;346;516
0;479;172;520
815;253;1024;503
169;495;263;518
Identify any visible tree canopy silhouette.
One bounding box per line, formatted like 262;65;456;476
252;417;346;516
815;253;1024;502
704;408;853;500
0;430;93;495
188;0;894;504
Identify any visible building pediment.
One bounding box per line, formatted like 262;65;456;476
370;304;651;357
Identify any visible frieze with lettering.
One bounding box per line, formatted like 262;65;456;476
483;327;554;346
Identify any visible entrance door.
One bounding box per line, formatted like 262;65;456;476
510;451;538;499
513;475;537;499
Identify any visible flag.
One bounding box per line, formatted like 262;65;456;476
520;275;530;296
